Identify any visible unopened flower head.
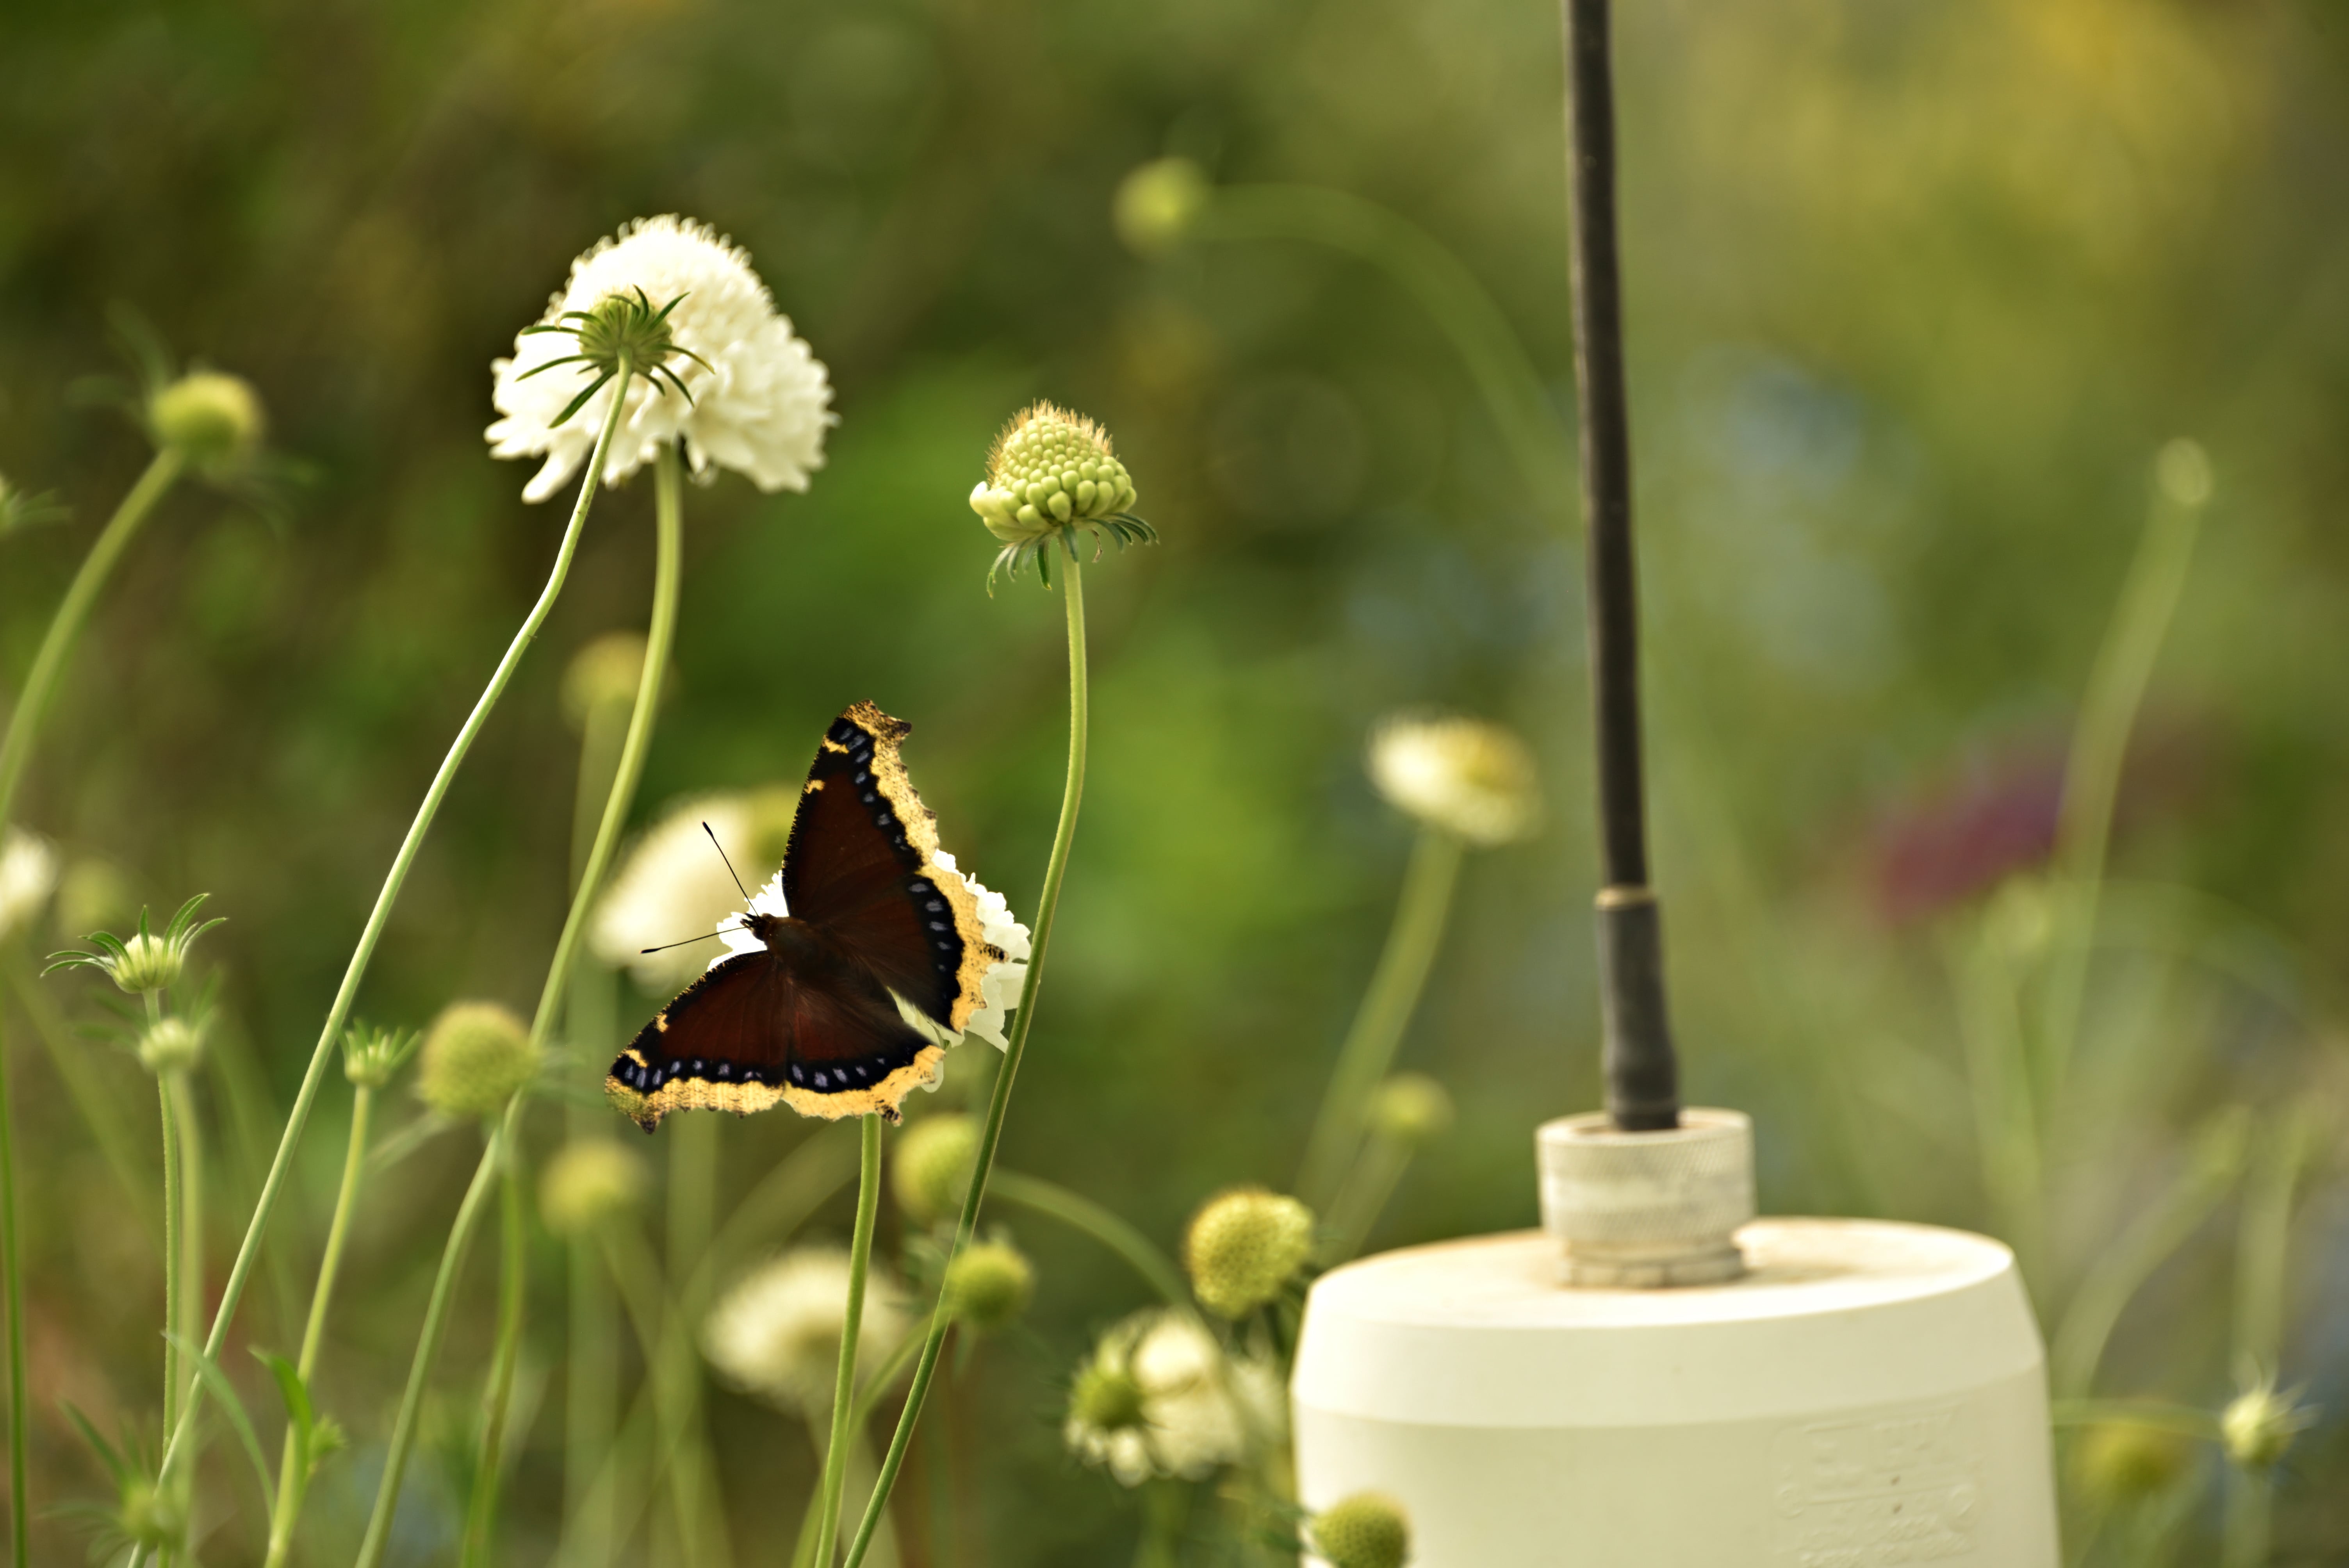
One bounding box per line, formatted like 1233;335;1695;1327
45;893;224;996
892;1113;979;1227
416;1001;539;1121
1184;1187;1314;1319
2221;1377;2317;1470
489;216;834;502
1113;158;1212;258
135;1015;206;1076
561;631;651;731
540;1140;646;1236
0;472;67;536
970;403;1157;585
591;789;800;994
702;1247;907;1415
943;1240;1035;1333
342;1021;421;1090
1308;1491;1412;1568
2073;1422;2192;1504
1367;1073;1454;1148
0;828;59;946
1064;1308;1274;1486
151;370;265;477
1368;714;1540;847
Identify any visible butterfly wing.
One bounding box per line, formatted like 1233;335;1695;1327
605;945;939;1130
782;702;1000;1032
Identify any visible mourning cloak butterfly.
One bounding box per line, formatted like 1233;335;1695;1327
605;701;1002;1130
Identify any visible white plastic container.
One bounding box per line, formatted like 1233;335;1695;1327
1291;1218;2059;1566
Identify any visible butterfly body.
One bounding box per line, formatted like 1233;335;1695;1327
606;702;1003;1129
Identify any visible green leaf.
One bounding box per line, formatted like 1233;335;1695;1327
168;1333;275;1515
255;1349;314;1469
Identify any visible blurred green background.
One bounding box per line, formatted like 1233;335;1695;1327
4;0;2348;1561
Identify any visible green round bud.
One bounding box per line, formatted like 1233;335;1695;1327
108;932;184;995
893;1114;978;1226
1367;1074;1454;1148
1308;1491;1411;1568
1113;158;1212;258
943;1240;1034;1332
2072;1422;2191;1505
541;1140;645;1236
119;1475;188;1555
971;404;1138;545
151;371;265;475
416;1001;540;1121
136;1016;206;1076
560;632;649;732
2221;1384;2310;1470
1184;1187;1314;1319
1069;1359;1148;1434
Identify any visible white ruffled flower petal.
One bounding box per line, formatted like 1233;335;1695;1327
487;215;834;499
930;850;1030;1049
701;1248;907;1416
0;829;59;946
1367;713;1541;847
592;796;757;992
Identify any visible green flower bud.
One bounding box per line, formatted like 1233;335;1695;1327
342;1021;421;1090
1113;158;1212;258
1068;1359;1148;1435
45;894;224;997
541;1139;645;1237
2221;1382;2315;1471
136;1016;206;1076
117;1476;187;1556
943;1240;1034;1332
560;632;649;732
150;371;265;476
306;1413;349;1477
2072;1422;2191;1505
1367;1074;1454;1148
1308;1491;1411;1568
971;403;1139;545
892;1113;978;1226
1184;1187;1314;1319
416;1001;540;1121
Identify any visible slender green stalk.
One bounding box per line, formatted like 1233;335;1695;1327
0;1011;27;1568
1951;927;2043;1279
151;371;638;1494
466;438;684;1564
2222;1469;2274;1568
1133;1480;1186;1568
1198;187;1572;526
2040;467;2206;1098
157;1076;180;1436
2;960;153;1233
2221;1105;2319;1568
260;1083;375;1568
1295;827;1463;1210
987;1172;1186;1305
842;549;1092;1568
165;1070;204;1422
0;448;184;834
352;1123;504;1568
1325;1130;1415;1263
813;1117;885;1566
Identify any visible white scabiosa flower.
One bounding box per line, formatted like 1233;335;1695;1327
0;829;59;946
702;1247;908;1416
1367;713;1540;847
1064;1310;1278;1486
487;215;834;502
592;789;798;992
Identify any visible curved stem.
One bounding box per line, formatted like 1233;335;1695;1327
1294;827;1463;1210
260;1083;374;1568
0;448;184;834
467;435;684;1564
351;1124;503;1568
842;551;1091;1568
0;1012;26;1568
814;1117;884;1567
986;1171;1185;1306
155;371;637;1487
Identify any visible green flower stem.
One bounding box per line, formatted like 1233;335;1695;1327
814;1116;885;1568
2;959;153;1235
260;1082;376;1568
352;1121;504;1568
465;435;684;1564
2041;472;2205;1100
1134;1479;1187;1568
1325;1129;1415;1263
2221;1105;2320;1568
0;1011;27;1568
1295;826;1463;1211
987;1171;1186;1306
2222;1469;2274;1568
151;369;638;1494
1198;186;1572;527
0;447;184;834
165;1069;204;1424
2048;1398;2222;1441
842;548;1093;1568
157;1074;180;1436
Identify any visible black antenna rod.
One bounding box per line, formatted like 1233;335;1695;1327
1563;0;1680;1131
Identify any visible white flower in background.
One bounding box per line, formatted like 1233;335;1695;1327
592;790;796;992
488;215;834;502
1367;713;1540;846
1064;1309;1278;1486
0;829;59;946
702;1247;908;1415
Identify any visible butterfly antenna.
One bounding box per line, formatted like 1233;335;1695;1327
703;821;752;900
640;928;731;956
